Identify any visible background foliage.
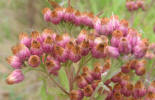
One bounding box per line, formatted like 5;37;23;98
0;0;155;100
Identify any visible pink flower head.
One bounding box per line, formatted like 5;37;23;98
112;91;123;100
30;40;43;56
132;81;147;98
69;45;82;63
109;15;120;31
19;32;31;48
54;7;65;20
31;31;43;44
127;28;141;48
76;30;88;44
92;62;102;80
111;72;123;83
82;72;94;84
64;7;75;22
70;90;84;100
83;85;93;97
87;33;95;48
42;8;51;22
133;39;148;58
121;62;131;73
50;10;61;24
53;45;68;62
111;30;123;47
113;83;122;93
42;35;54;53
28;55;40;68
100;17;111;35
148;80;155;93
74;10;82;25
6;69;24;85
79;40;90;56
46;59;60;75
12;44;30;61
80;12;94;27
129;59;138;70
6;56;22;69
119;19;129;36
105;46;120;58
118;37;131;54
120;74;130;86
91;80;101;90
93;17;102;34
145;91;155;100
55;34;70;47
76;75;88;88
91;37;107;58
121;82;133;97
126;1;135;11
135;60;146;76
41;28;54;41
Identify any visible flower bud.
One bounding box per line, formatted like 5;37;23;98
42;8;51;22
31;31;43;44
84;85;93;97
50;10;61;24
111;72;123;83
69;45;81;63
100;17;111;35
121;82;133;97
55;34;70;47
127;28;141;48
91;37;107;58
135;60;146;76
91;80;101;90
113;83;122;92
19;32;31;48
121;62;131;73
80;12;94;27
12;44;30;61
70;90;84;100
46;59;60;75
92;62;102;80
41;28;54;41
145;91;155;100
6;69;24;85
82;72;94;83
76;75;88;88
42;36;54;53
132;81;147;98
64;7;75;22
6;56;22;69
93;17;101;34
111;30;123;47
148;80;155;93
53;45;68;62
105;46;120;58
133;39;148;58
30;40;43;56
80;40;90;56
112;91;123;100
76;30;87;44
119;19;128;36
28;55;40;67
118;37;131;54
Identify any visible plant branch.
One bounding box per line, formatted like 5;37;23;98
48;75;70;95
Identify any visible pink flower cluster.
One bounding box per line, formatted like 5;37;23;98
70;61;110;100
126;0;145;11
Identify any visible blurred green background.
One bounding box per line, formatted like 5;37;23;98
0;0;155;100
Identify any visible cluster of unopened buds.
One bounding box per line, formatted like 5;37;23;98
126;0;145;11
6;1;155;100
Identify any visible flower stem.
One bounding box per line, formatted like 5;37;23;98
48;75;70;95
